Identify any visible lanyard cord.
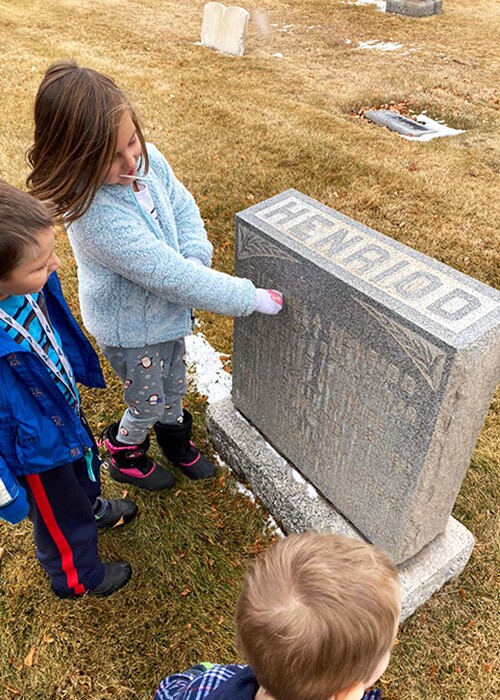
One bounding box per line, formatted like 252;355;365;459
0;294;79;408
0;295;98;481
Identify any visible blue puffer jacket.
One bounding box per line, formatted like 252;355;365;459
0;272;105;524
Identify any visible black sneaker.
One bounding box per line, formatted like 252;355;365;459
94;497;139;530
52;561;132;599
101;422;175;490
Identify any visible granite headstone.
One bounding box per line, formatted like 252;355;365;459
201;2;249;56
386;0;442;17
231;190;500;564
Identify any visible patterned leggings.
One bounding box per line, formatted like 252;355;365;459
100;338;186;445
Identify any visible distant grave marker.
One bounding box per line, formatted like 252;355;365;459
365;110;438;137
386;0;442;17
201;2;249;56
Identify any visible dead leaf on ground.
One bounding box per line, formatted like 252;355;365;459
24;645;36;667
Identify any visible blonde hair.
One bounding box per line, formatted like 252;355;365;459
26;60;148;223
0;180;53;279
235;532;401;700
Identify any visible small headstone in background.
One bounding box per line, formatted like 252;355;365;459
201;2;249;56
386;0;442;17
365;110;438;137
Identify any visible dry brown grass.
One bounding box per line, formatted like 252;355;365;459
0;1;499;698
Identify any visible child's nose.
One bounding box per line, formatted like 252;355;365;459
50;254;61;273
125;151;136;169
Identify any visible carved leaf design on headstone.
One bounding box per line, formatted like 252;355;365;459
237;227;297;263
201;2;250;56
356;298;446;392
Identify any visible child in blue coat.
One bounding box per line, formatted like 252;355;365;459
28;60;283;491
0;180;137;598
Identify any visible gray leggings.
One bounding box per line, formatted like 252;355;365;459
100;339;186;445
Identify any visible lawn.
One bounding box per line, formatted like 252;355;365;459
0;1;499;698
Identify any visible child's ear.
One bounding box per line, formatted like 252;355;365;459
334;681;365;700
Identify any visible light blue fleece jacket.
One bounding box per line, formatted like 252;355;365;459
67;143;257;348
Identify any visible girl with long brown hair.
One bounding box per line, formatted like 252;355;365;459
28;60;283;491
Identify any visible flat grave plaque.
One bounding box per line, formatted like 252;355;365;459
365;110;438;137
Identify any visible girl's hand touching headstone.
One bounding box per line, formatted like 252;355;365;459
254;289;284;315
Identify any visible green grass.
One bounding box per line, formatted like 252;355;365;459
0;1;499;698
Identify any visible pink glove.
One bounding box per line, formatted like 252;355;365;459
254;289;284;315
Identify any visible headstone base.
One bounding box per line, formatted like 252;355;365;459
386;0;442;17
207;396;475;621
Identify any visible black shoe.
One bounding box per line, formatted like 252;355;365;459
101;422;175;490
52;561;132;599
154;409;217;480
94;497;139;530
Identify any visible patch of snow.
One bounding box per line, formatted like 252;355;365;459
357;39;403;51
185;332;232;403
290;467;319;499
234;480;256;503
213;452;227;468
348;0;387;11
401;115;464;142
266;514;285;538
291;468;306;485
306;483;319;500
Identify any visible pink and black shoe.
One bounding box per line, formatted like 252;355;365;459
102;422;175;490
154;409;216;480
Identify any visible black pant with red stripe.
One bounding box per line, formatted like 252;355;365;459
18;448;106;596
